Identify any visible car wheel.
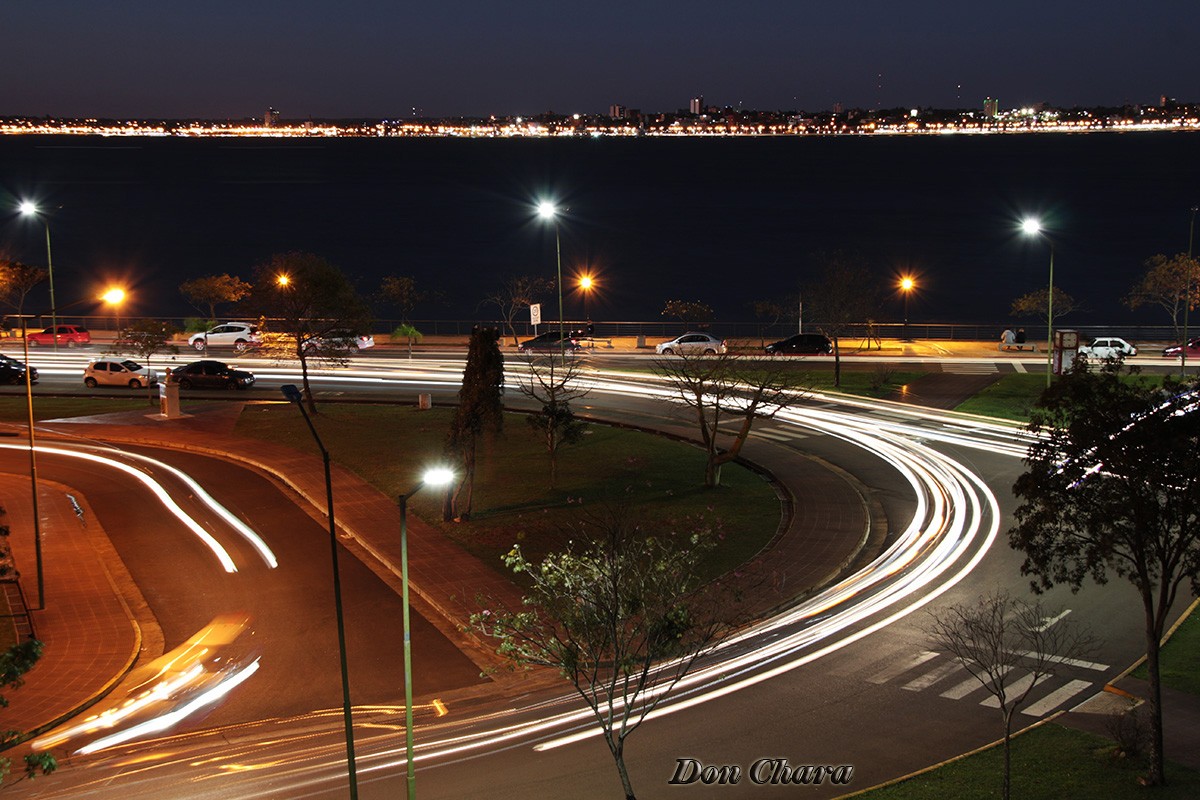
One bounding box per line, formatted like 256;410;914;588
129;379;142;389
234;340;247;352
27;339;38;347
84;377;98;388
703;348;716;354
192;340;206;351
178;378;193;389
67;340;77;348
661;347;674;355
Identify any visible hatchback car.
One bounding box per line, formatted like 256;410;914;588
0;354;37;385
1163;338;1200;358
170;360;256;390
83;359;159;389
188;322;262;352
655;332;727;355
517;331;582;353
765;333;834;355
27;324;91;347
1078;336;1137;360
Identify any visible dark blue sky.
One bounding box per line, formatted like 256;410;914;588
6;1;1197;119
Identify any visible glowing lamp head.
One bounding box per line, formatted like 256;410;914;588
18;201;39;216
102;288;126;305
422;467;455;487
1021;218;1043;236
580;276;593;290
276;274;291;287
536;201;558;220
900;277;915;292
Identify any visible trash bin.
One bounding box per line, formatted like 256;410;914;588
418;393;432;410
637;334;646;348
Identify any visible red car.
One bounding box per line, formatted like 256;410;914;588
27;324;92;347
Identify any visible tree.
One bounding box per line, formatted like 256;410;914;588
802;251;881;387
239;252;372;413
1009;285;1077;322
661;299;714;329
928;592;1095;800
748;298;791;347
1009;361;1200;786
0;260;48;316
517;352;591;488
472;509;734;800
380;276;431;358
107;319;180;404
179;274;252;325
654;351;810;487
1;639;58;785
1125;253;1200;339
444;327;504;521
481;275;554;346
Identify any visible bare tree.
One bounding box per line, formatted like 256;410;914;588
517;352;592;488
654;351;810;487
106;319;180;404
481;275;554;346
928;591;1096;800
473;508;736;800
803;251;881;387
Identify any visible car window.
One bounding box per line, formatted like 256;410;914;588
94;362;109;372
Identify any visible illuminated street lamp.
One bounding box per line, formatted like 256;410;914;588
278;384;359;800
276;273;291;288
102;287;126;340
1021;218;1055;387
899;276;916;341
399;467;455;800
536;201;565;358
17;202;58;351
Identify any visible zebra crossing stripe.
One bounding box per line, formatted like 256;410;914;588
980;673;1048;708
867;651;939;684
901;660;964;692
1021;680;1093;717
940;665;1011;700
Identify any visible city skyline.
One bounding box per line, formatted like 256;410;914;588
6;1;1196;119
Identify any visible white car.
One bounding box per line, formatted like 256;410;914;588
83;359;159;389
188;322;262;352
302;330;375;352
1078;336;1137;361
655;332;727;355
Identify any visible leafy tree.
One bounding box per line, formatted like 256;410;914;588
661;299;714;329
107;319;180;404
239;252;372;413
179;274;252;325
444;327;504;521
1009;361;1200;786
1125;253;1200;339
481;275;554;346
802;251;881;387
380;276;431;358
655;351;810;487
928;592;1095;800
0;260;48;316
473;509;734;800
517;352;591;488
1;639;58;785
1009;286;1077;322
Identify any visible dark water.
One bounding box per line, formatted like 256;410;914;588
0;133;1197;326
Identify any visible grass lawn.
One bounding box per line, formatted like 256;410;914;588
233;404;781;581
858;723;1200;799
953;374;1049;421
0;396;159;422
806;369;928;399
1133;605;1200;696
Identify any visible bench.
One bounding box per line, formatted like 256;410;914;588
999;330;1036;352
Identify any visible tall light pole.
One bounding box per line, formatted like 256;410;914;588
536;201;565;358
18;316;43;609
399;467;454;800
579;274;593;322
1022;218;1055;387
899;276;915;342
18;202;57;352
1183;206;1199;376
102;287;126;341
279;385;359;800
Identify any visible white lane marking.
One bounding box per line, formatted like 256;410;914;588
901;659;964;692
1021;680;1093;716
1034;609;1072;632
867;651;939;684
940;665;1011;700
979;672;1048;708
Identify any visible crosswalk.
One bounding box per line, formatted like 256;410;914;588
862;649;1103;717
942;362;1000;374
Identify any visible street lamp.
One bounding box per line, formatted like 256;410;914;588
399;467;454;800
899;276;916;342
1021;218;1055;387
102;287;126;341
536;201;565;358
279;385;359;800
17;202;58;352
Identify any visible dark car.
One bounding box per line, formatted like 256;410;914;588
0;354;37;385
765;333;834;355
517;331;582;353
170;360;256;390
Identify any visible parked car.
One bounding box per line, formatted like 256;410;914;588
27;324;91;347
302;330;375;352
83;359;159;389
1078;336;1137;360
517;331;582;353
655;332;727;355
1163;338;1200;358
187;322;262;352
765;333;834;355
0;354;36;385
170;360;256;390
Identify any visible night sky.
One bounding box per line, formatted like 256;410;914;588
7;1;1197;119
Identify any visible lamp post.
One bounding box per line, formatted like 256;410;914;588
1183;206;1199;376
1022;218;1055;387
399;467;454;800
899;277;915;342
536;202;565;358
17;316;43;609
102;288;126;342
279;385;359;800
18;202;57;352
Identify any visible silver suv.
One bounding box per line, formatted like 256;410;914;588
188;322;262;352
